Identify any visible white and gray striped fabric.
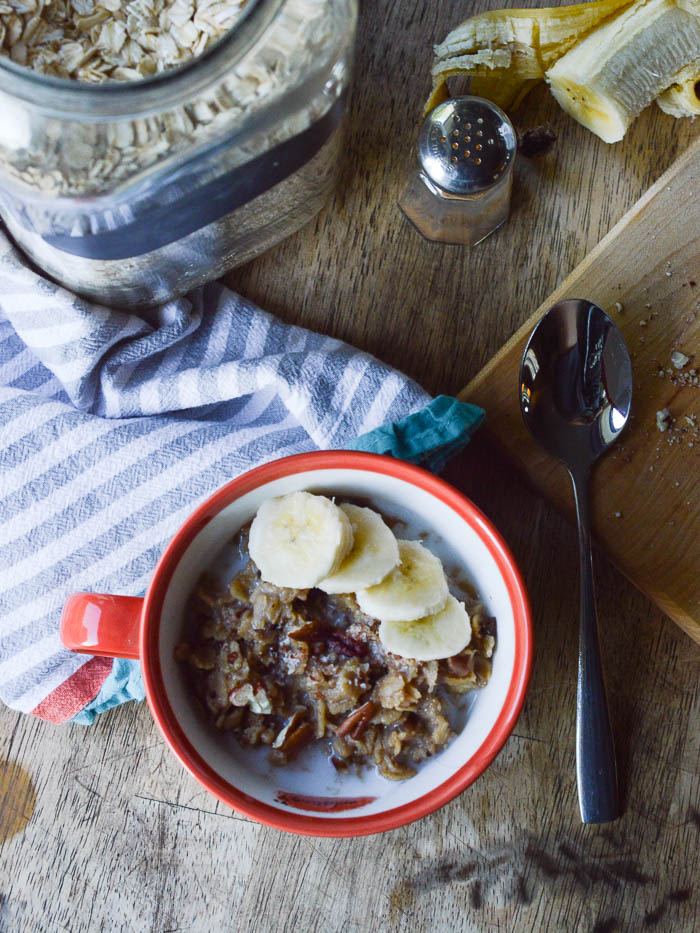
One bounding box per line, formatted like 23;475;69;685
0;232;430;715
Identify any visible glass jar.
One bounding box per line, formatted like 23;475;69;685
0;0;357;307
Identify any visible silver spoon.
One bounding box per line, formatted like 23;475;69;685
519;298;632;823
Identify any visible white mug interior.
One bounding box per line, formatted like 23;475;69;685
158;467;517;820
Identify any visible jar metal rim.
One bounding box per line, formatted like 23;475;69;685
0;0;285;118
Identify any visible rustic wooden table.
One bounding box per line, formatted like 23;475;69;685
1;3;699;931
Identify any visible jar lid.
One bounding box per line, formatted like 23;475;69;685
418;96;517;196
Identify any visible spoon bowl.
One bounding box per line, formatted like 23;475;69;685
520;299;632;470
519;299;632;824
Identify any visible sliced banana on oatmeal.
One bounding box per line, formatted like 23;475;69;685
379;595;472;661
356;538;449;622
317;504;400;594
249;491;353;589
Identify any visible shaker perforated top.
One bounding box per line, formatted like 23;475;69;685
418;97;517;196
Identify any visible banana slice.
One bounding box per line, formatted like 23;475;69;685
317;504;400;594
545;0;700;143
356;539;449;623
248;491;353;589
379;596;472;662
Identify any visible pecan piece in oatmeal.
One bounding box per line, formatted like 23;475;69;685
335;701;376;739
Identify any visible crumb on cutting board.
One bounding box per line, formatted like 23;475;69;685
671;350;691;369
657;409;673;432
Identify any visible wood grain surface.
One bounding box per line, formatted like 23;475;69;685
1;2;699;932
460;139;700;643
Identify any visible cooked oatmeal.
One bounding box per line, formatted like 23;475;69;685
176;527;497;781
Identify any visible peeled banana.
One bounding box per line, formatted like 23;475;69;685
546;0;700;143
656;60;700;117
428;0;700;143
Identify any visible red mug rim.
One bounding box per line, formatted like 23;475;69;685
140;450;533;837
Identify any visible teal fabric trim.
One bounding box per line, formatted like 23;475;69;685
70;394;484;723
71;658;145;725
346;395;485;473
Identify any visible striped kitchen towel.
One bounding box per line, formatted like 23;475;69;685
0;232;484;724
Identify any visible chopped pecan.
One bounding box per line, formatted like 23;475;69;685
288;620;324;642
336;700;376;739
276;722;313;758
272;710;306;749
289;619;366;657
314;696;328;738
473;655;492;685
215;708;243;731
230;683;272;714
446;653;475;678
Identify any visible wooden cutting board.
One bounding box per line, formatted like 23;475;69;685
460;137;700;644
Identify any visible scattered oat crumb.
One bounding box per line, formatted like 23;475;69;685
649;466;654;472
656;408;672;432
671;350;690;369
671;369;699;388
614;511;622;518
639;319;647;326
674;481;681;487
613;301;624;313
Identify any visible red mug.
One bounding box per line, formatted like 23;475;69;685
61;451;532;836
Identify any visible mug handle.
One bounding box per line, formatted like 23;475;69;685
61;593;142;660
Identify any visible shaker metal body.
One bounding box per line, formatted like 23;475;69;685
399;96;517;246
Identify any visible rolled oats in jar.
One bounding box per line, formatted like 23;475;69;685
0;0;357;306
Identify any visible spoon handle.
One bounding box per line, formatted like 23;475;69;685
570;469;620;824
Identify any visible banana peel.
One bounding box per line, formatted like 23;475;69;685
428;0;700;143
426;0;634;115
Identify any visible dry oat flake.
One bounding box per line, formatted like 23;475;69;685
0;0;250;81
